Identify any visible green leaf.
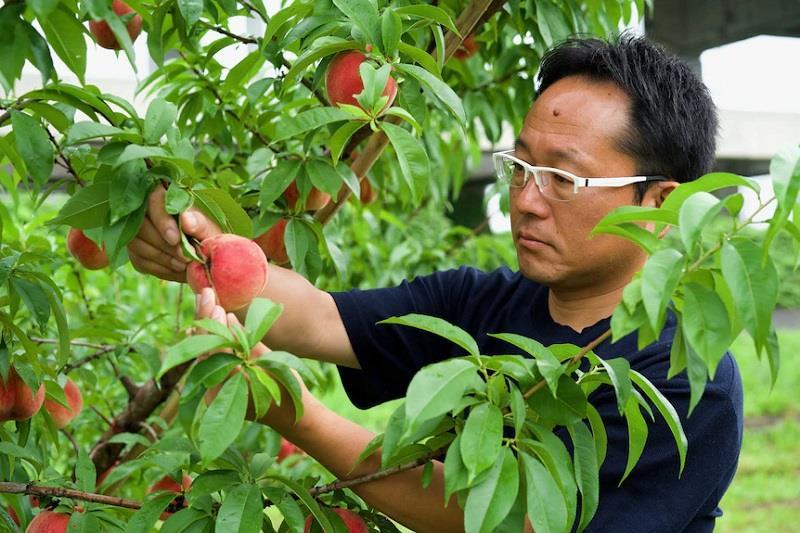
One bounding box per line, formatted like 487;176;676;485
222;51;265;95
679;192;724;255
464;447;519;533
380;121;429;202
460;403;503;483
23;22;55;85
109;159;149;223
597;356;632;415
397;41;440;77
662;172;758;212
594;222;664;255
49;181;110;229
521;453;568;533
199;372;248;461
273;107;353;142
144;98;178;144
568;420;599;531
593;205;678;230
126;492;176;533
215;483;263;533
444;432;469;501
75;449;96;492
682;281;732;377
28;0;60;18
177;0;203;28
193;188;253;238
0;5;28;91
380;8;402;57
528;374;587;426
165;183;192;214
159;335;230;378
630;370;687;475
332;0;381;50
620;396;648;485
488;333;562;395
395;63;466;123
641;248;684;333
379;313;479;356
586;403;608;468
404;358;480;431
11;110;53;188
720;239;778;355
306;159;342;197
245;298;283;348
65;122;128;145
265;3;309;43
283;36;358;85
329;121;363;166
394;5;459;35
266;475;334;532
10;278;50;331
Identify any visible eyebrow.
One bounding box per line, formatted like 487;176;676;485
513;137;585;167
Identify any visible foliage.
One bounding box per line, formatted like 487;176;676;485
0;0;799;531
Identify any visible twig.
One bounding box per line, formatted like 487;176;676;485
310;448;444;496
31;338;107;350
120;376;140;399
0;482;141;510
90;406;115;429
46;127;85;186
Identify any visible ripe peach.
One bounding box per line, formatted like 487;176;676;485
0;367;45;422
26;510;71;532
88;0;143;50
67;228;109;270
284;181;330;211
148;474;192;520
44;378;83;429
277;437;303;463
253;220;289;265
453;34;479;60
186;234;269;311
325;51;397;113
304;508;368;533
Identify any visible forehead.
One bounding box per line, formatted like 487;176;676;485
518;76;632;165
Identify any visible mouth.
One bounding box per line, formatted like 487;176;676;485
516;231;552;251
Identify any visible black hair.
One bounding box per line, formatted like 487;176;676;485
536;32;718;202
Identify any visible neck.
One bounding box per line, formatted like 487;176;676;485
547;282;628;333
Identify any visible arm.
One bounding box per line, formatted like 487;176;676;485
129;186;358;368
203;295;465;533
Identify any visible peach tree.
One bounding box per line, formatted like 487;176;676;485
1;0;799;531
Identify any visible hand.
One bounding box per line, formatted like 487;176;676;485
128;184;222;281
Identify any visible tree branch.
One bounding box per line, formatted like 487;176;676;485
0;482;142;510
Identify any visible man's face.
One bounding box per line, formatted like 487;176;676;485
510;75;649;293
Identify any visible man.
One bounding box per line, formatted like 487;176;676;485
130;34;742;531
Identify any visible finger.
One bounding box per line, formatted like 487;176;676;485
180;208;223;241
211;305;226;324
226;312;243;328
148;185;181;246
129;254;186;282
197;287;216;319
129;232;187;272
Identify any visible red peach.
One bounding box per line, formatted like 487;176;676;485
67;228;109;270
253;220;289;265
26;510;71;532
277;437;303;463
326;51;397;113
88;0;143;50
44;379;83;429
304;508;368;533
148;474;192;520
186;234;269;311
453;34;479;60
0;367;45;422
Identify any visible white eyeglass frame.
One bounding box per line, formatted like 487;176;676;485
492;150;667;200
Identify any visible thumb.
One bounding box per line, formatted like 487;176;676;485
180;208;222;241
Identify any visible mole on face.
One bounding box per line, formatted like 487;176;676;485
552;108;561;117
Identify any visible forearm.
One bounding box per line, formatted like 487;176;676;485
270;396;464;533
235;264;358;368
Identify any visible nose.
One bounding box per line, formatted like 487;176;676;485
511;177;551;217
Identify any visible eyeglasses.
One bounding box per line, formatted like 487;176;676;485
492;150;668;202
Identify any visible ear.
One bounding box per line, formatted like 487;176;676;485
640;181;679;209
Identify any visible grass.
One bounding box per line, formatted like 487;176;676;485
716;329;800;532
315;329;800;532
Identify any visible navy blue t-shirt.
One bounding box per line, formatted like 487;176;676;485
330;266;743;532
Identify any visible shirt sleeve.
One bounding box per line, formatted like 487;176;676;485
582;365;742;532
329;268;471;409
